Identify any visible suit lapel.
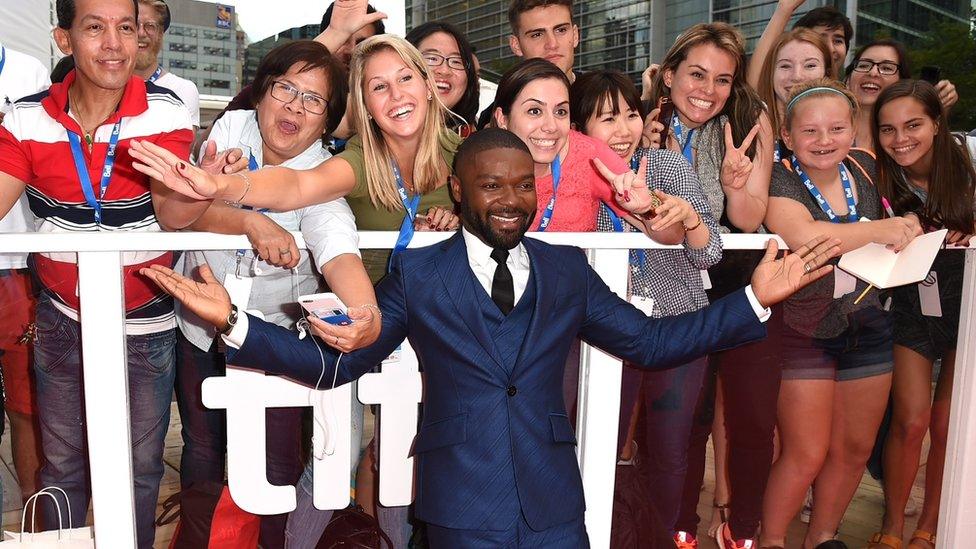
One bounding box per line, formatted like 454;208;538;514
511;238;561;371
435;233;508;374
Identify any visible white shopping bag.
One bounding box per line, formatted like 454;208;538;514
1;487;93;548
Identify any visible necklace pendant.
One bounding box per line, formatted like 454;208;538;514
84;133;93;152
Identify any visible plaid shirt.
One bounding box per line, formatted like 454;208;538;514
597;147;722;317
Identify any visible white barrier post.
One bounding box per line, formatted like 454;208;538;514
76;251;138;546
576;247;629;547
939;248;976;548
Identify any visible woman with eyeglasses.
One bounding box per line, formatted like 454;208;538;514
846;40;959;154
131;35;461;283
173;40;380;548
406;21;480;136
845;40;911;152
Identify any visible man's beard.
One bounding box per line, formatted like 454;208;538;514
135;47;159;71
458;200;535;250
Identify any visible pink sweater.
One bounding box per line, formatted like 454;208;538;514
533;131;629;232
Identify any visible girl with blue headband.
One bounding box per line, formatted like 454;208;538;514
761;78;924;549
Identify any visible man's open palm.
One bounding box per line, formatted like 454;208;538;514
141;264;232;329
750;235;841;308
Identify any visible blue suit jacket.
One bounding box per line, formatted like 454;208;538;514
227;232;766;531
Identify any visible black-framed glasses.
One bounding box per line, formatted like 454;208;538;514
270;81;328;115
422;53;466;71
852;59;900;76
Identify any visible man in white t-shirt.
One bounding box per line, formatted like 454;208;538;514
136;0;201;128
0;42;49;507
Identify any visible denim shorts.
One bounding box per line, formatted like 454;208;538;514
781;306;893;381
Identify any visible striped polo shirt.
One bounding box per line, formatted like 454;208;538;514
0;70;193;334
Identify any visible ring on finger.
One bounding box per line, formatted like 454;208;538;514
804;263;812;273
334;336;339;345
280;249;292;255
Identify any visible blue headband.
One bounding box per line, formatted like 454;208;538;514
785;86;855;117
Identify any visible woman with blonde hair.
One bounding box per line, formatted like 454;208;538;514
130;34;461;281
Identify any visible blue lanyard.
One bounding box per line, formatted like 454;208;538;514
0;47;6;79
536;154;562;231
147;66;162;83
236;154;269;267
671;113;695;164
791;155;859;222
603;152;646;267
388;161;422;270
66;121;122;226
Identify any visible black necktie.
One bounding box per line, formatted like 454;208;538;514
490;248;515;315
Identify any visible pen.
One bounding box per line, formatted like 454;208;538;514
881;197;896;218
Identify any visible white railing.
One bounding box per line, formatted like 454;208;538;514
0;231;972;548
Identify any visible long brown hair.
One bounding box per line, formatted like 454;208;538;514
758;29;833;137
648;22;766;158
872;79;976;232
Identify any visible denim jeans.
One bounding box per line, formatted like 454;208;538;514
32;297;175;549
638;356;708;534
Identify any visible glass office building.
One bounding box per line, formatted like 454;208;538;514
159;0;243;95
405;0;969;85
406;0;652;82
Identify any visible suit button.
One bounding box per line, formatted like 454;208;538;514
507;385;517;397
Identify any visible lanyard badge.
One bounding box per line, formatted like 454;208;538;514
388;161;422;271
604;152;646;267
670;113;695;164
791;155;859;223
236;153;269;275
536;154;562;231
66;121;122;226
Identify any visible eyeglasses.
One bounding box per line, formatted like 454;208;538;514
422;53;466;71
852;59;900;76
270;81;328;115
138;20;163;35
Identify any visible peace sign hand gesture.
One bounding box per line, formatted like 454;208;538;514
720;122;760;191
593;155;657;216
130;140;222;201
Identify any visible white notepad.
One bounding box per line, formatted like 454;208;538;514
837;229;948;289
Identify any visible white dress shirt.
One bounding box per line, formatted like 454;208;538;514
461;228;531;307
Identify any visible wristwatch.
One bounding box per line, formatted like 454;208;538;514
220;304;239;335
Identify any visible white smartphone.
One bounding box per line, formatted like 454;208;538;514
298;292;352;326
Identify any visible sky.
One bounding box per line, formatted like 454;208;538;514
215;0;407;43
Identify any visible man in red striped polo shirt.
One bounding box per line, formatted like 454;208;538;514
0;0;210;545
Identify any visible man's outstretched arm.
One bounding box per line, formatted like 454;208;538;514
141;259;409;386
579;235;839;369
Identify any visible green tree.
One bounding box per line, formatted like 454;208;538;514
909;14;976;131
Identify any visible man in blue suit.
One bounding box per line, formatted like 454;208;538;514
142;129;839;547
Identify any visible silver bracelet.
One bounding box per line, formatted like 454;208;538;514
224;172;251;207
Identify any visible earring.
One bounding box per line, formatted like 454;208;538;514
367;113;373;120
427;91;433;101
